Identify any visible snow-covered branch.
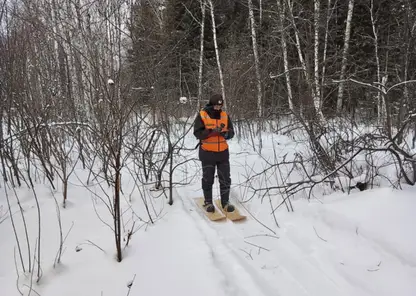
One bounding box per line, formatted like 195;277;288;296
332;78;416;95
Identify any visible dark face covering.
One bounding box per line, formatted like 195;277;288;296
205;104;222;119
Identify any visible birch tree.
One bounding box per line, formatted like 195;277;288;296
248;0;263;117
396;0;415;143
369;0;385;122
207;0;226;107
275;0;294;111
197;0;206;109
336;0;355;112
321;0;336;101
313;0;321;110
286;0;324;121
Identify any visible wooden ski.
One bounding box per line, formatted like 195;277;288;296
193;197;226;221
214;199;247;222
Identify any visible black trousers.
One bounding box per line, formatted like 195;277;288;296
201;160;231;206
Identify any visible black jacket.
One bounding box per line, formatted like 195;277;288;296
193;105;235;163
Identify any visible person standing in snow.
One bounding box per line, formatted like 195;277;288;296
193;94;235;213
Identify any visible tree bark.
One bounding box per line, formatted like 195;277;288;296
286;0;324;121
321;0;334;103
114;153;122;262
198;0;206;109
314;0;321;111
336;0;355;112
276;0;294;111
208;0;226;107
248;0;263;117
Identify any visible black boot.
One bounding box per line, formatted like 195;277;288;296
203;201;215;213
221;201;235;212
203;190;214;212
220;189;234;212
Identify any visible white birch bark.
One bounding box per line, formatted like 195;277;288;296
401;3;415;121
336;0;355;112
248;0;263;117
321;0;334;101
197;0;206;109
287;0;324;120
115;1;122;109
370;0;384;120
106;0;114;80
208;0;227;107
207;0;226;107
286;1;308;83
314;0;321;110
276;0;294;111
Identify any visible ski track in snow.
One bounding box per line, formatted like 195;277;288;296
177;188;352;296
176;185;407;296
177;189;278;296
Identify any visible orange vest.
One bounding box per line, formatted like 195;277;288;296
200;110;229;152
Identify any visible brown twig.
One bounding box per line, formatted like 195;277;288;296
313;226;327;242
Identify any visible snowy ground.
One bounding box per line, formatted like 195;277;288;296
1;130;416;296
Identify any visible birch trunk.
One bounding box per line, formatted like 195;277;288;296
314;0;321;110
248;0;263;117
321;0;337;102
286;1;309;84
370;0;382;120
369;0;389;124
336;0;355;112
276;0;294;111
397;0;413;143
208;0;226;107
286;0;324;120
198;0;206;109
321;0;334;102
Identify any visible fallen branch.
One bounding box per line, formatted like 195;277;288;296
367;261;382;272
23;285;41;296
244;240;270;252
244;234;280;239
126;274;137;296
313;226;327;242
76;240;106;254
237;201;277;235
239;248;254;260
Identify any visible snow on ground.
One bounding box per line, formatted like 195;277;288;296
1;129;416;296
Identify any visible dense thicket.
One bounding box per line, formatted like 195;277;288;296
1;0;414;122
128;0;416;121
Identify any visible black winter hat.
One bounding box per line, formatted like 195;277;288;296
209;94;224;106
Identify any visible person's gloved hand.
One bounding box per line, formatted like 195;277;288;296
221;131;230;139
212;126;223;133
